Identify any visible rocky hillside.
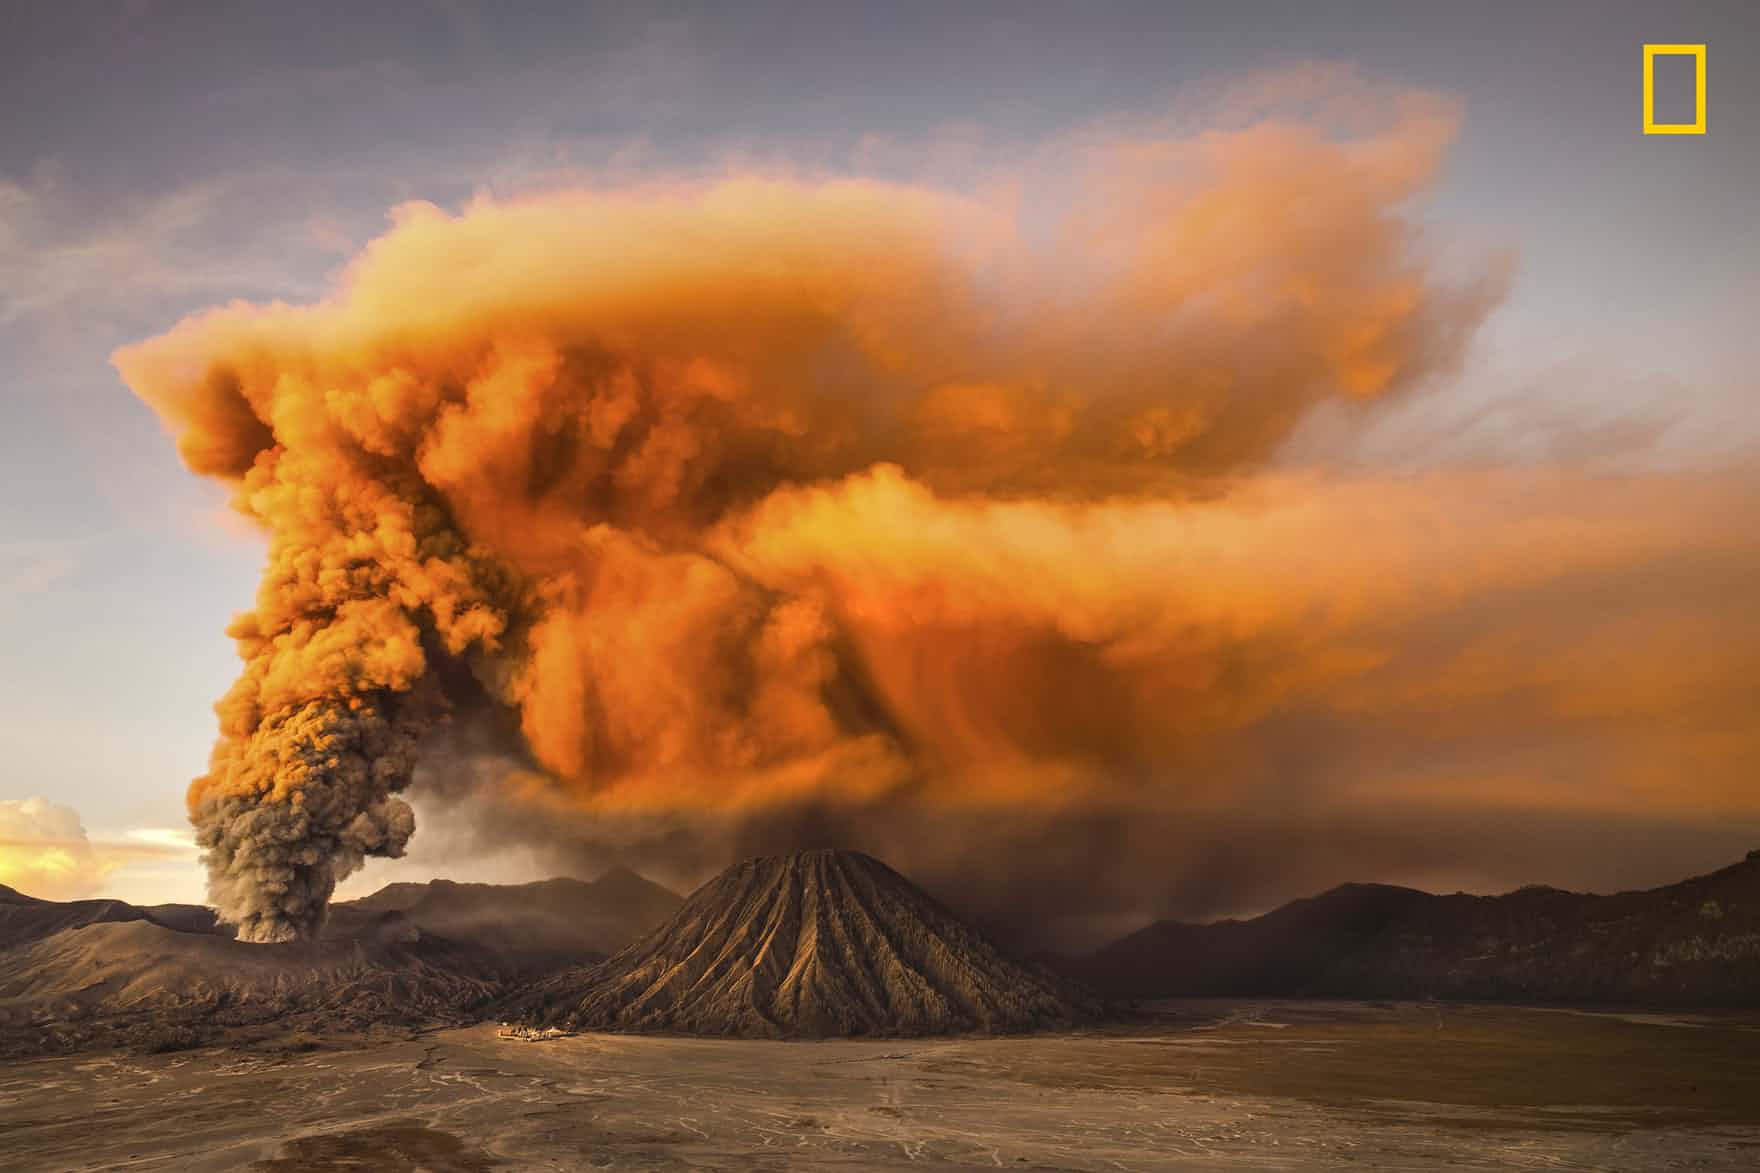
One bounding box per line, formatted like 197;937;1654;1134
0;867;680;1057
0;915;507;1056
515;849;1095;1037
1073;849;1760;1005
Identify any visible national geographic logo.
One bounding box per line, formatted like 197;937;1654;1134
1643;44;1706;135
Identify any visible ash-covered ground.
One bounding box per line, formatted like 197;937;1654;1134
4;1001;1760;1171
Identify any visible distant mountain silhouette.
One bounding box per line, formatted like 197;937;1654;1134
330;867;681;963
515;849;1095;1037
1070;849;1760;1005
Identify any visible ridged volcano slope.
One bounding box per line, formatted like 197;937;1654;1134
516;850;1090;1037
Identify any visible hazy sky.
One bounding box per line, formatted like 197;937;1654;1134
2;1;1756;914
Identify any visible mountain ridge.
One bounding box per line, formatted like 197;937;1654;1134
1069;848;1760;1004
7;847;1760;1058
0;866;681;1057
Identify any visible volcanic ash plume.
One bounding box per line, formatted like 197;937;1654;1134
116;96;1501;941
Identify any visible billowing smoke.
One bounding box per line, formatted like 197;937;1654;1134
116;92;1504;941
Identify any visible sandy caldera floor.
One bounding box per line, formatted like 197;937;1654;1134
3;1001;1760;1171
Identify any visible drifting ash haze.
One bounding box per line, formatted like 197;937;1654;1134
112;76;1760;946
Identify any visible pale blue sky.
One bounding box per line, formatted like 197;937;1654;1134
1;1;1754;902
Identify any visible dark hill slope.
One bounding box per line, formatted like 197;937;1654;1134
0;884;222;947
516;849;1094;1037
1074;849;1760;1005
0;885;151;947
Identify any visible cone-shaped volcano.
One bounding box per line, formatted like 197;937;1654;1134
515;849;1091;1037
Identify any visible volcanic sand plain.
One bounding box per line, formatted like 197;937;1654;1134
3;1001;1760;1171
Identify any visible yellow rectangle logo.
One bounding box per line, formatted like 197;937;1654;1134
1644;44;1706;134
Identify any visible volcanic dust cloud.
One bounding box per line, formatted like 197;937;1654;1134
117;80;1759;947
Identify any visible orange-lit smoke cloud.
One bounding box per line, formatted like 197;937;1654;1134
115;92;1505;940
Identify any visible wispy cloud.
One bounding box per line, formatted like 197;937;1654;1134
0;167;324;329
0;538;84;604
123;826;198;852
